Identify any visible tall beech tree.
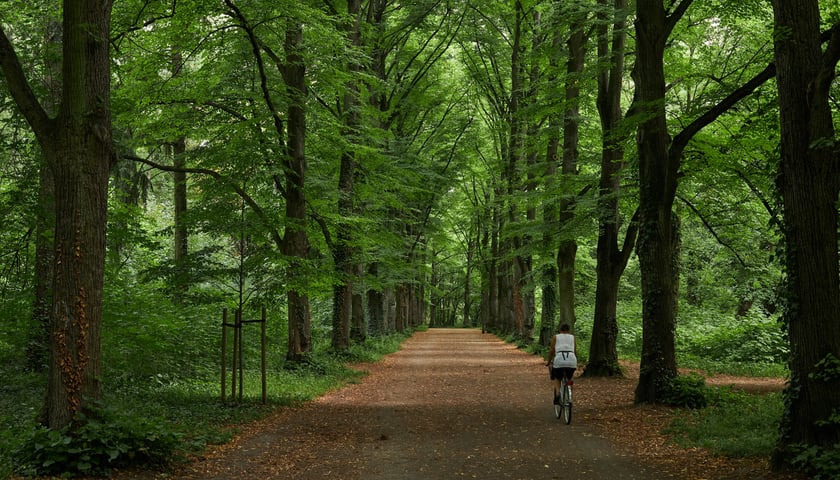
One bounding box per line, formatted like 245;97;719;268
586;0;635;377
0;0;115;428
223;0;314;361
555;3;587;337
769;1;840;468
632;0;777;402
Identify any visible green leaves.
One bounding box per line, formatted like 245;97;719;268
13;408;181;477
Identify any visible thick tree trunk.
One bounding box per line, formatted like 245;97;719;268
351;264;365;342
770;1;840;466
632;0;680;403
556;242;576;329
33;0;114;428
395;284;408;332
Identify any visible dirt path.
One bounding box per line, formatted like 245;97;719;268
118;328;804;480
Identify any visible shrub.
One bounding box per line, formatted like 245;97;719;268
790;443;840;480
658;373;708;409
13;407;180;477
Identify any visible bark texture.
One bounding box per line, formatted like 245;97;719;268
769;1;840;466
0;0;116;428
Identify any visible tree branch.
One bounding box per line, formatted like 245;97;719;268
0;28;51;140
729;167;782;230
125;153;285;249
619;207;641;268
677;193;747;267
670;62;776;160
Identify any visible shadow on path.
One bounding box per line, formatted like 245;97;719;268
146;329;669;480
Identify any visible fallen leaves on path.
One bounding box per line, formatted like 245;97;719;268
107;332;806;480
578;361;805;480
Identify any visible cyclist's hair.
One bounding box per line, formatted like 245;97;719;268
559;323;571;332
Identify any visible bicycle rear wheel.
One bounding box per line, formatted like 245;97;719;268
562;383;572;424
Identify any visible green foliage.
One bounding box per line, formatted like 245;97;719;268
666;391;783;457
790;443;840;480
676;305;788;373
12;407;181;477
809;353;840;382
658;373;709;409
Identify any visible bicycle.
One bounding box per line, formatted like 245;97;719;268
553;373;573;424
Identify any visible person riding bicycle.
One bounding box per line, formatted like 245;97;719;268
547;323;577;405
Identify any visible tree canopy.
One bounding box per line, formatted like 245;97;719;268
1;0;838;476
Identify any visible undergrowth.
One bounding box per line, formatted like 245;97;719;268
666;390;783;457
0;290;411;479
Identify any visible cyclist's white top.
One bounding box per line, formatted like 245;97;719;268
552;333;577;369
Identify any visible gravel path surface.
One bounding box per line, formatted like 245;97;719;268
153;329;664;479
114;328;805;480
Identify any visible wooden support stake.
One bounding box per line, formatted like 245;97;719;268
221;308;227;404
261;307;267;404
238;308;244;403
231;309;239;403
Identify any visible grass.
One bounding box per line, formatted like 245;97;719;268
665;389;783;457
0;302;407;479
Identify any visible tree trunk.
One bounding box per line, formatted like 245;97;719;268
539;1;563;346
27;160;55;372
769;1;840;467
1;0;117;428
280;22;312;362
331;0;362;352
351;264;366;342
632;0;679;403
586;0;633;378
556;10;587;333
395;284;408;332
172;136;188;304
463;238;474;327
367;263;385;335
504;0;525;339
26;18;61;372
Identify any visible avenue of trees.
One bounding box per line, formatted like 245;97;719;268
1;0;838;475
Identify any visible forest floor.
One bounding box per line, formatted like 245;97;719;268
112;328;806;480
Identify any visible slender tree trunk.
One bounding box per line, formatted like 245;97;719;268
488;192;501;332
463;237;474;327
769;1;840;467
26;19;61;372
586;0;634;378
172;136;188;304
28;163;55;372
332;0;362;351
500;0;525;339
367;263;385;335
556;12;587;333
280;22;312;362
539;2;563;346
